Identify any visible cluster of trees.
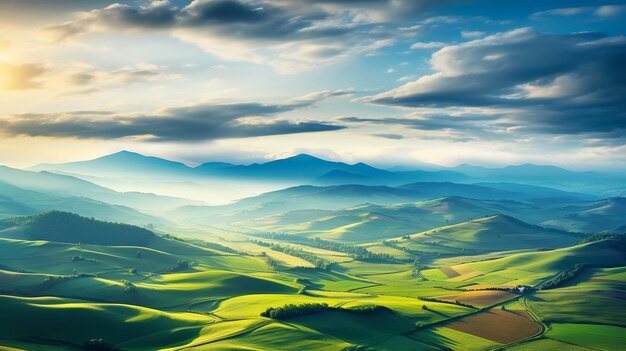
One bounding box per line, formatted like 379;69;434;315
261;303;331;319
541;264;585;290
579;233;626;254
260;303;388;320
162;233;186;242
163;233;239;254
417;296;477;309
262;254;279;271
71;270;96;278
42;272;96;288
253;240;332;271
172;259;190;271
83;338;115;351
345;304;390;314
120;280;137;293
382;240;427;259
252;234;396;263
42;275;73;288
463;286;522;293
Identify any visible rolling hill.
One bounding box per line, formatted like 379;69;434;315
0;211;157;246
0;180;160;224
541;197;626;233
0;211;233;260
402;214;582;252
0;165;201;212
172;182;595;225
239;197;551;243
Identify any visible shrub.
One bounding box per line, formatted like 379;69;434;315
83;338;114;351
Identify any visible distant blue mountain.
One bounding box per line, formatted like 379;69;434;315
454;163;600;182
30;151;625;194
32;151;469;185
32;150;193;178
0;165;200;212
171;181;597;223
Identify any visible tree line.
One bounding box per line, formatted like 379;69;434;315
251;233;396;263
253;240;333;271
260;303;389;320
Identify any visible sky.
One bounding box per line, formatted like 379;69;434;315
0;0;625;170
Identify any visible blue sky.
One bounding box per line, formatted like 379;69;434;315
0;0;624;170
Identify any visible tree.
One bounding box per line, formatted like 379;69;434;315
175;260;190;271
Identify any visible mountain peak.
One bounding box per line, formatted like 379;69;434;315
285;153;324;161
104;150;144;159
267;153;332;166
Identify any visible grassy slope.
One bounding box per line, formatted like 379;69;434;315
238;197;549;243
401;214;581;253
1;210;625;350
435;238;626;286
0;295;212;350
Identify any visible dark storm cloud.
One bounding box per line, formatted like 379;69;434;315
0;97;346;141
341;115;498;132
39;0;460;71
275;0;459;20
340;114;512;142
365;28;626;139
371;133;404;140
46;0;351;42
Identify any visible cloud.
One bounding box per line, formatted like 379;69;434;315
364;28;626;139
461;30;484;38
341;113;510;142
67;63;178;87
371;133;404;140
0;92;347;141
42;0;456;72
0;61;46;90
595;5;626;17
411;41;447;49
531;5;626;19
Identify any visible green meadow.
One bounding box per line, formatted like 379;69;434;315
1;201;624;350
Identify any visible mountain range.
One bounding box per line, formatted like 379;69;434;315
29;151;625;196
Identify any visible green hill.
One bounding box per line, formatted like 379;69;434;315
541;197;626;233
239;197;548;243
440;236;626;286
0;180;164;225
408;214;582;251
0;211;156;246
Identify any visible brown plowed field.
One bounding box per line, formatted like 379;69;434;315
437;290;517;307
445;309;541;344
439;266;460;278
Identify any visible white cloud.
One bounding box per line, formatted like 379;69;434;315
461;30;485;38
595;5;626;17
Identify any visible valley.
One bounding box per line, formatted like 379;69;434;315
0;152;624;350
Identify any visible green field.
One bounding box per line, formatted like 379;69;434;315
0;206;624;350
